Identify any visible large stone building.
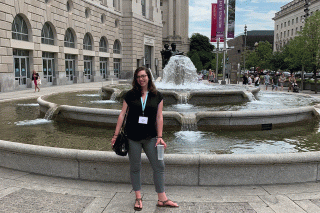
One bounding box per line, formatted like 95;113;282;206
0;0;189;92
160;0;190;54
227;30;274;70
273;0;320;52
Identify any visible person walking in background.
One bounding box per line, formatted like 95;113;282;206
208;69;214;83
31;70;40;92
248;75;252;85
279;73;286;91
288;73;296;92
264;72;270;90
111;67;178;211
242;74;248;85
254;74;260;87
272;73;279;91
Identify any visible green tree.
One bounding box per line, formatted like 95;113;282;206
189;51;203;71
190;33;215;52
270;51;286;71
188;33;215;70
255;41;273;70
244;41;273;71
210;53;223;74
299;11;320;93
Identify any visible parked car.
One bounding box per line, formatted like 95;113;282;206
282;72;290;77
295;72;319;79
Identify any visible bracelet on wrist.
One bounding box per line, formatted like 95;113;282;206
157;136;162;138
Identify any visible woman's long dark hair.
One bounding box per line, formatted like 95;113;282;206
132;67;157;95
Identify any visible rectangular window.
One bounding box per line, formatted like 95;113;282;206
300;26;303;31
288;30;289;37
292;19;294;25
277;25;278;30
291;29;293;36
288;21;290;26
284;22;286;27
281;23;283;28
296;27;298;34
296;17;298;23
284;31;286;38
114;58;121;78
141;0;146;16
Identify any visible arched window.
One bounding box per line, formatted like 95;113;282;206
64;28;75;48
12;15;28;41
83;33;92;50
113;40;121;54
41;22;54;45
99;37;108;52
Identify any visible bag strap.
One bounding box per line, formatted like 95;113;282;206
120;106;129;131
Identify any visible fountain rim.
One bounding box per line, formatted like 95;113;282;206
1;92;320;185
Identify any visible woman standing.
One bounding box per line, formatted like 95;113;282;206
31;70;40;92
111;67;178;211
279;73;286;91
208;69;214;83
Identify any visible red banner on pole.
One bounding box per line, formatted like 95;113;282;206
211;3;217;42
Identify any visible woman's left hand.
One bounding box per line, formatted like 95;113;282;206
156;138;167;149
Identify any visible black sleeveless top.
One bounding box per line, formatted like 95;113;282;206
124;89;163;141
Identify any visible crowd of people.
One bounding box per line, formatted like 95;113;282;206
242;72;298;92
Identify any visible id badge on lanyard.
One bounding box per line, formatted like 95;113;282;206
139;92;148;124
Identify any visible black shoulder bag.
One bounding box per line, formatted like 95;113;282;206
112;107;129;156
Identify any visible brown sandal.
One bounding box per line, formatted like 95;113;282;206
134;198;142;211
156;199;179;208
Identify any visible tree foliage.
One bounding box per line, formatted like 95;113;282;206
244;41;272;71
190;33;215;52
189;51;203;71
188;33;215;71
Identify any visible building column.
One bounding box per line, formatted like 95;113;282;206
175;0;181;37
168;0;174;36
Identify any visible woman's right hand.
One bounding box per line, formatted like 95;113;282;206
111;135;117;147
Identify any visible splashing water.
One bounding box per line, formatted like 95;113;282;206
15;119;52;126
161;55;198;86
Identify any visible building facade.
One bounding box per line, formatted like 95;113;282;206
0;0;166;92
160;0;190;54
227;30;274;70
273;0;320;52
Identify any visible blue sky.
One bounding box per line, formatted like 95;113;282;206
189;0;292;39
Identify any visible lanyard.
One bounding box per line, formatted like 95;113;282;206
141;92;149;116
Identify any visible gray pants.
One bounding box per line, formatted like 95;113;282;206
128;138;165;193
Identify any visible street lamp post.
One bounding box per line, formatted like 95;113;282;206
215;39;220;83
243;25;247;74
221;0;228;85
301;0;310;91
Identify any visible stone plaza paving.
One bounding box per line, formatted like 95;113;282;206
1;81;320;212
3;166;320;212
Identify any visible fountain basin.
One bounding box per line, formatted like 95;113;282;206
38;92;319;130
101;86;260;105
1;138;320;186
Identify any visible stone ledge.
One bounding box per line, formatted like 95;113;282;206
1;139;320;185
